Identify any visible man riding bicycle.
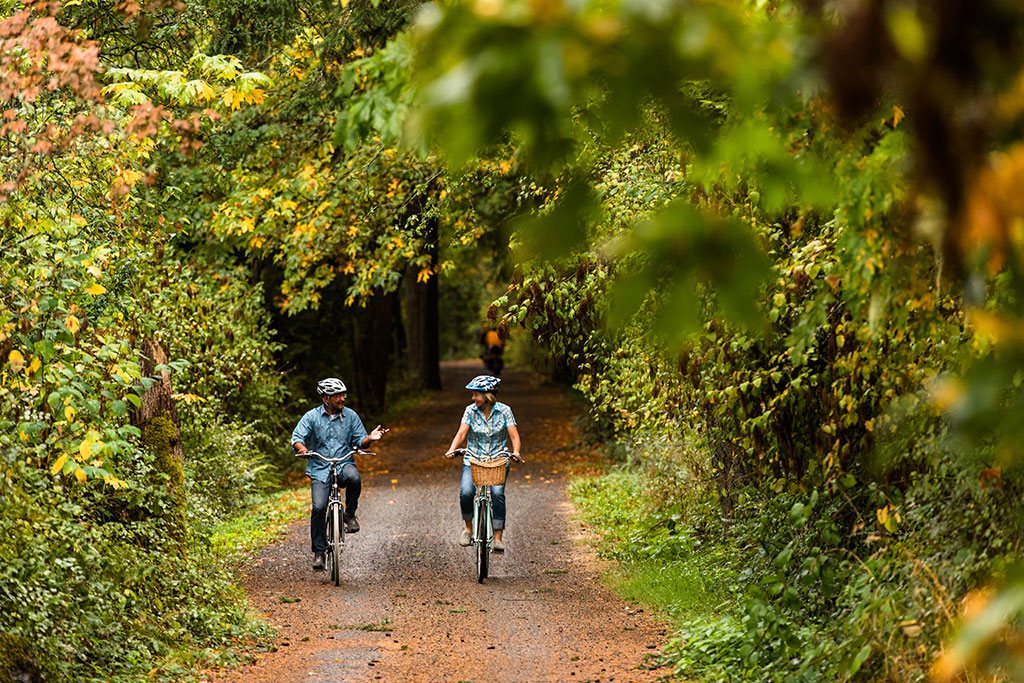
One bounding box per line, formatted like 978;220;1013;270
292;377;387;571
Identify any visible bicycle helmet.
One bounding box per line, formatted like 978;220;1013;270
316;377;347;396
465;375;500;392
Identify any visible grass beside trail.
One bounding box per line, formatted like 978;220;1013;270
210;486;308;559
567;469;741;672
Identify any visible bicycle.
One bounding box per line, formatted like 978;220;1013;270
301;449;374;586
481;346;504;376
448;448;523;583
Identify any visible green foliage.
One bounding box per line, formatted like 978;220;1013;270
410;0;1024;679
181;406;279;527
1;5;291;678
0;448;271;682
333;33;416;152
570;442;1023;682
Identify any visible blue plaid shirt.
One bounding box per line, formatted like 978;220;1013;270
461;401;516;464
291;405;368;482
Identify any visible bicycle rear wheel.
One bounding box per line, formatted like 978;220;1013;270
330;505;344;586
475;496;489;583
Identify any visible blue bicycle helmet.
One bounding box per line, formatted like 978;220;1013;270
465;375;501;392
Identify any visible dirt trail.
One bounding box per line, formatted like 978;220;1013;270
218;360;667;682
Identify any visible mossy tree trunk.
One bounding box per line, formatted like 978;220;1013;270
132;339;187;543
0;632;45;683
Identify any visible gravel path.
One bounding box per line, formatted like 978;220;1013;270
217;360;667;682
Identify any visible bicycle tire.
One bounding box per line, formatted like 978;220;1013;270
476;496;489;583
330;504;343;586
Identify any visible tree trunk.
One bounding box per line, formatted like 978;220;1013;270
349;291;395;415
403;215;442;390
131;339;186;543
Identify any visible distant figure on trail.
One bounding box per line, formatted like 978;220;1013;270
291;377;388;571
480;326;504;376
445;375;521;552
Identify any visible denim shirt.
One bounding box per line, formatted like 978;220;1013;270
291;405;368;482
461;401;516;464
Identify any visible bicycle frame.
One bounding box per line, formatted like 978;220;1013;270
471;485;494;550
449;448;521;583
326;464;345;568
472;482;494;583
304;449;373;586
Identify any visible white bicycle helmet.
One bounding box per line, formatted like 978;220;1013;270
316;377;347;396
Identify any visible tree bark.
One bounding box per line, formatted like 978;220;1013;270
349;291;395;414
131;339;186;542
403;215;442;390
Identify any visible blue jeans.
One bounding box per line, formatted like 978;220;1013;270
310;463;361;553
460;463;507;530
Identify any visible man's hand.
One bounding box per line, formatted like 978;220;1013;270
368;425;388;441
445;450;456;459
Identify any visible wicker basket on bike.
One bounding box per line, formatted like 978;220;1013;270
468;455;508;486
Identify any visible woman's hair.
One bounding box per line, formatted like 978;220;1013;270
483;391;497;406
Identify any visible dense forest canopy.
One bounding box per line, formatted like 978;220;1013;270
2;0;1023;680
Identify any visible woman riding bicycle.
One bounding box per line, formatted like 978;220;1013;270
445;375;521;552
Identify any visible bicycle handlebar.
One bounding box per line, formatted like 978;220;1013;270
300;449;375;462
447;448;524;463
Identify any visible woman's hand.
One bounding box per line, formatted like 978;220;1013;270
444;450;456;459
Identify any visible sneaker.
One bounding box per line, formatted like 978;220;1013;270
459;529;471;547
344;514;360;533
312;553;325;571
492;539;505;553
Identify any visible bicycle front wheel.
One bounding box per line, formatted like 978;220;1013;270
475;496;489;583
330;505;344;586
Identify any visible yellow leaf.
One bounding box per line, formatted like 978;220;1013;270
876;506;889;525
66;315;81;334
172;393;208;404
73;467;87;483
8;349;25;372
892;105;904;127
78;430;103;461
84;283;107;295
50;454;69;475
417;268;433;283
876;504;898;532
64;404;77;422
222;87;245;111
28;356;41;374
